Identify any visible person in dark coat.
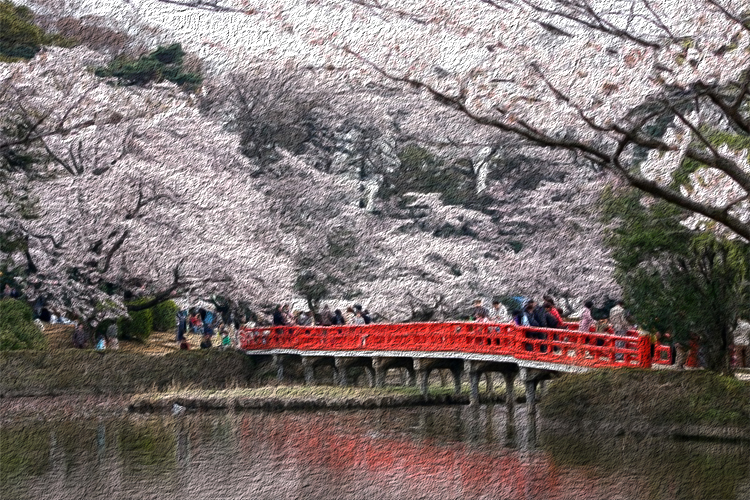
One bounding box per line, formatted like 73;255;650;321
200;334;212;349
176;311;187;343
272;305;286;326
319;305;333;326
73;324;87;349
333;309;345;325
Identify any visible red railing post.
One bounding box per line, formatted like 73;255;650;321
637;334;653;369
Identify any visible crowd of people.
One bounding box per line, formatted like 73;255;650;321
272;304;373;327
176;309;235;350
3;285;745;367
470;296;567;330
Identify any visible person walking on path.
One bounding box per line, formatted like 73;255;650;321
176;311;187;343
73;323;87;349
106;322;119;350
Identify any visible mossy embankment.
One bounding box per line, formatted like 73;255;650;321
0;349;513;410
540;369;750;435
0;349;259;397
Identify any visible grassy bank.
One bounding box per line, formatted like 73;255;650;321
540;369;750;429
0;349;258;397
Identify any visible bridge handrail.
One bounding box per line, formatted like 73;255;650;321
239;322;656;369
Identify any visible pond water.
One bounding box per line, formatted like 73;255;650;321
1;404;748;500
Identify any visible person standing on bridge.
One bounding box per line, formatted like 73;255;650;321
544;298;563;328
543;302;561;328
344;307;355;325
333;309;345;325
471;299;489;321
608;300;630;361
319;305;333;326
282;304;294;326
353;310;366;325
272;305;286;326
579;301;595;332
488;300;510;323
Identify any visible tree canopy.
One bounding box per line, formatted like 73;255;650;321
602;186;750;371
145;0;750;241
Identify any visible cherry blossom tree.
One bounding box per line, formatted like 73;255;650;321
1;47;298;324
102;0;750;237
322;0;750;240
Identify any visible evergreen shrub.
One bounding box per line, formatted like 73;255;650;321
152;300;178;332
118;300;153;342
0;298;46;350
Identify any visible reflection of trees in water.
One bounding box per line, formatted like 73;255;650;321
3;409;748;499
0;426;50;496
117;418;177;476
542;431;750;500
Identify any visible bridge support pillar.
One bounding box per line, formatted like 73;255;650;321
466;361;519;406
334;357;375;387
301;356;338;386
301;357;315;385
520;367;558;445
503;372;517;413
372;357;415;388
414;358;464;397
273;354;284;381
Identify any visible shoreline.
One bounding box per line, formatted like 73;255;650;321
3;390;749;443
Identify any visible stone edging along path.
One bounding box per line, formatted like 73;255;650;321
127;387;518;413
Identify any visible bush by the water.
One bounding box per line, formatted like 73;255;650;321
151;300;178;332
0;299;46;351
540;369;750;427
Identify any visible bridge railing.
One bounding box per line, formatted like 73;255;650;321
239;322;659;369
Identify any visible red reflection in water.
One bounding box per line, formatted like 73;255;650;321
237;411;604;500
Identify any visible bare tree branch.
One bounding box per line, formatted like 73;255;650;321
101;230;129;274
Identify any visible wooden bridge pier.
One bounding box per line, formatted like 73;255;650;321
301;356;339;385
414;358;464;396
335;357;375;387
520;367;556;412
466;360;520;407
273;354;304;382
373;356;416;388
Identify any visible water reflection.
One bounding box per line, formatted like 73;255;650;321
1;405;748;500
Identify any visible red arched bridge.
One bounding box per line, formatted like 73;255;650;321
239;321;672;406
